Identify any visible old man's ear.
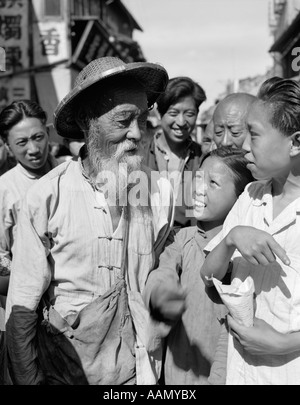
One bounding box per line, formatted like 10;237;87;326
290;131;300;157
75;110;89;133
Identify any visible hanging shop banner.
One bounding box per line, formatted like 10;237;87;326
35;67;71;128
33;20;69;66
0;0;29;72
0;0;30;109
0;75;30;109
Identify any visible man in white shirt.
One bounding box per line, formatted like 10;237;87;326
0;100;56;385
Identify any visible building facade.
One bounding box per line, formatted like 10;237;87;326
0;0;145;142
269;0;300;79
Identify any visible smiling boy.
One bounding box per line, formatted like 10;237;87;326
201;77;300;385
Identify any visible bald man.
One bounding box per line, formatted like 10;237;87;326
213;93;257;148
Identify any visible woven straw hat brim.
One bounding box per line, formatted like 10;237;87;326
54;62;168;139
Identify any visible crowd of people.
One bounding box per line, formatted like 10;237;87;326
0;55;300;386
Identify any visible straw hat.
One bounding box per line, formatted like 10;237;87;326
54;57;169;139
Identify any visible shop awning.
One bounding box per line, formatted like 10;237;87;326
71;19;145;69
269;12;300;53
71;19;122;69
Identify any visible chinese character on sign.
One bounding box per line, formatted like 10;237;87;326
0;15;22;40
5;46;22;70
12;85;26;98
0;0;23;8
40;28;60;56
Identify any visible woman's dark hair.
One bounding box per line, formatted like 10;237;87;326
201;146;254;197
258;76;300;137
0;99;47;141
156;76;206;117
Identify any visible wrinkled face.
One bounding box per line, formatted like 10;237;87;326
7;117;49;172
86;81;148;175
213;100;249;148
244;100;291;180
160;96;198;145
192;156;237;223
0;137;8;169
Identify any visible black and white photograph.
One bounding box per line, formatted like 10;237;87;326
0;0;300;388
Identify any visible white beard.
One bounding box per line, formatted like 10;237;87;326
86;121;151;221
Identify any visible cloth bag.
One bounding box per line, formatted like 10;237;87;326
37;278;136;385
37;215;136;385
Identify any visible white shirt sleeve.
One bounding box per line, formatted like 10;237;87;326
204;184;253;255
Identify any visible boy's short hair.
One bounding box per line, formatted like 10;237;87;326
258;77;300;137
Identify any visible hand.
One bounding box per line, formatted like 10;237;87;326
227;315;285;355
0;275;9;295
226;226;290;266
150;285;186;325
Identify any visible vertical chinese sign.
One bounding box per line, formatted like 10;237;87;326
31;0;70;141
0;0;30;110
33;17;68;66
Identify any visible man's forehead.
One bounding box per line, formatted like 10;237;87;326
214;103;246;124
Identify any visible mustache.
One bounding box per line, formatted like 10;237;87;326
113;140;139;159
122;140;139;151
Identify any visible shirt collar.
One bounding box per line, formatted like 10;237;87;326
154;128;194;156
78;145;118;210
78;145;96;188
251;180;272;207
251;180;300;212
196;222;207;238
78;144;87;174
16;153;57;180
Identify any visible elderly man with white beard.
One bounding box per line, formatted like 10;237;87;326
5;57;174;385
